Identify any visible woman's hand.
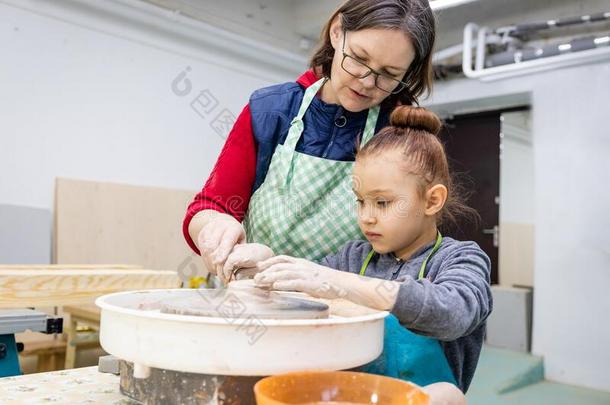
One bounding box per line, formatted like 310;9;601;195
254;256;349;299
255;255;401;310
219;243;274;284
190;210;246;278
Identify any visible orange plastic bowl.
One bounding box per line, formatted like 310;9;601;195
253;371;429;405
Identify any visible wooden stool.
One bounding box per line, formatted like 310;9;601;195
63;305;101;369
20;336;66;372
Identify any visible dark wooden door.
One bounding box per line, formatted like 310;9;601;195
438;111;501;284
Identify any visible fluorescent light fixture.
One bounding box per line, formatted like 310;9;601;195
594;36;610;46
430;0;479;11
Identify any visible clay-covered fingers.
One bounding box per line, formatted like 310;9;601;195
256;255;298;272
219;255;236;284
212;226;246;277
232;267;260;280
271;279;321;294
242;243;274;263
197;225;226;274
220;245;249;283
228;243;273;267
253;265;303;287
196;215;245;279
256;275;334;298
221;243;274;283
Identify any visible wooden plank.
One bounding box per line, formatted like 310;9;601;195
17;331;64;349
63;305;100;323
0;268;180;308
37;351;62;372
21;336;66;354
53;178;206;280
0;264;143;270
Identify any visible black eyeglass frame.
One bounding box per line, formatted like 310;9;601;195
340;30;409;95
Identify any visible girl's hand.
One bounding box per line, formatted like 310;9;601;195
220;243;274;284
255;256;401;310
422;382;466;405
196;212;246;278
254;256;349;300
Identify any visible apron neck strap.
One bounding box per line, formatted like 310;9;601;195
359;231;443;280
285;78;381;151
295;78;326;121
361;105;380;145
418;231;443;279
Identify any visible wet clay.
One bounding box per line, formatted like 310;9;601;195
160;281;329;319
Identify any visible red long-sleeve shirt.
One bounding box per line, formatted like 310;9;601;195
183;70;319;254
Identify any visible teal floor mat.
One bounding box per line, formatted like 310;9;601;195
467;346;610;404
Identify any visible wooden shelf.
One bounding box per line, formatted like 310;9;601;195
0;266;181;308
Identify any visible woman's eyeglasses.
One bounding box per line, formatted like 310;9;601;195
340;31;408;95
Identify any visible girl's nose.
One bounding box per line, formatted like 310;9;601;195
364;216;377;225
360;205;377;224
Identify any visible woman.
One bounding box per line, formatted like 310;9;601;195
184;1;466;403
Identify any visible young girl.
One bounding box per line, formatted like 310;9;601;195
248;106;492;394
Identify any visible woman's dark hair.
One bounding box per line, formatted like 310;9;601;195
310;0;436;106
357;106;480;231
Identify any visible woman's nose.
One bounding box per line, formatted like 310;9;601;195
359;74;376;89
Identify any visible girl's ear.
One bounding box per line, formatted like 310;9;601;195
424;184;448;216
329;14;343;50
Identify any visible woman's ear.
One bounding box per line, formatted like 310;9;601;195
329;14;343;50
424;184;448;217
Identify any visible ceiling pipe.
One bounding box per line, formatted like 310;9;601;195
462;22;610;81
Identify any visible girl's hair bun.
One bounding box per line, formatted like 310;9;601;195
389;105;442;135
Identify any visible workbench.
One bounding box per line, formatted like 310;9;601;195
0;264;181;375
0;366;129;404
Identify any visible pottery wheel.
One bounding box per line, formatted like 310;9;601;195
160;280;329;320
97;287;387;376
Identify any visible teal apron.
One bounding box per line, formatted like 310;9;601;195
359;232;458;387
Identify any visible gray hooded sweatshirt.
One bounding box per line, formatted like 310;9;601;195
319;236;493;392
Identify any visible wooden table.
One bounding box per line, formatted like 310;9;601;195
0;366;129;404
1;264;181;373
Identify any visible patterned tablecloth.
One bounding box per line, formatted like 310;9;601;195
0;366;134;404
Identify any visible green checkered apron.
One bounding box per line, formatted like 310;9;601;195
244;78;380;260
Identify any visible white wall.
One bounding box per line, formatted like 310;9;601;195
426;61;610;391
0;204;51;264
0;0;306;212
143;0;309;53
499;111;535;287
500;112;534;224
